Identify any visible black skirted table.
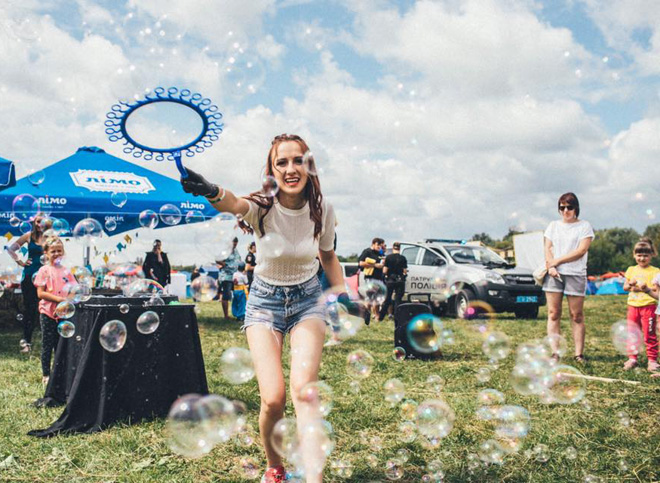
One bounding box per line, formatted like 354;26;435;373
29;296;208;437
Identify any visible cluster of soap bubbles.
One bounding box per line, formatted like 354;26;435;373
406;314;454;354
167;393;247;458
509;335;586;405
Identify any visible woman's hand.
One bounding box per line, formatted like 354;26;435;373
548;267;560;278
545;259;557;269
17;258;31;267
180;168;219;198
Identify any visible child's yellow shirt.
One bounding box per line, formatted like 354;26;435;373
624;265;660;307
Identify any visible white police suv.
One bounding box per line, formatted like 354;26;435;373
398;239;545;319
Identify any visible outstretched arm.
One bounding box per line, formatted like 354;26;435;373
181;168;249;217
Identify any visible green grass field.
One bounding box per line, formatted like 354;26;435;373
1;295;659;482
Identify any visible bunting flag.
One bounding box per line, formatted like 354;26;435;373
3;232;13;241
116;242;126;252
103;254;109;264
134;231;139;238
20;247;28;256
124;234;132;244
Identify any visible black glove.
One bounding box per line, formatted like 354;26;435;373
337;293;371;326
180;168;219;198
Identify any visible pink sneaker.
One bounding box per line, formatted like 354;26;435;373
261;465;287;483
648;360;660;372
623;359;638;371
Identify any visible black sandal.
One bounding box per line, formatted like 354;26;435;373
573;355;587;364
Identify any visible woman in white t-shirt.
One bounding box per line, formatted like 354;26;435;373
543;192;595;364
181;134;343;483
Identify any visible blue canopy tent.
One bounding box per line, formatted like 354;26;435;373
0;146;217;238
0;156;16;189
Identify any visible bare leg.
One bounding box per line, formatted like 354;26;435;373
567;295;586;356
246;325;286;467
221;299;230;319
546;291;563;353
289;318;326;483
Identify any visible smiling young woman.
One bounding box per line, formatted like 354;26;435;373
542;192;595;364
181;133;342;483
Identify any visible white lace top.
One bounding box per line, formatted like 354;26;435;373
242;198;336;286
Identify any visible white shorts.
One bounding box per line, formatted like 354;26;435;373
542;274;587;297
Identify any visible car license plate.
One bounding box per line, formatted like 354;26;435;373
516;296;538;303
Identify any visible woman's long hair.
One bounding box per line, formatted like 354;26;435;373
31;215;52;243
238;134;324;239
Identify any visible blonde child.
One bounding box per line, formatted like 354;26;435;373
622;237;659;372
33;237;77;385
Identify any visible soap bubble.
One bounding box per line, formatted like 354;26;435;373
196;394;238;445
185;210;205;224
137;310;160;334
261;175;279;197
19;221;33;234
73;218;103;240
28;169;45;186
393;346;407;361
9;216;20;227
346;349;374;379
159;204;182;226
260;233;286;257
166;394;214;458
12;194;40;221
542;333;567;358
358;279;387;304
52;218;70;236
476;366;492;383
477;388;505;406
139;209;159;229
270;417;300;460
426;374;445;393
383;378;405;406
482;331;511;360
54;301;75;319
65;283;92;303
478;439;505;465
384;459;404;480
564;446;578;460
329;459;353;479
533;443;550;463
220;347;254;384
494;405;531;439
547;365;586;404
239;456;260;479
99;320;127;352
104;218;117;232
399;399;418;420
398;421;417;443
407;314;443;353
611;320;643;355
110;192;127;208
124;278;164;297
119;304;130;314
510;359;553;396
191;275;219;302
303;150;317;176
416;399;455;440
299;380;334;417
57;320;75;338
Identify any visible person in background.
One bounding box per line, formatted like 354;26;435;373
245;241;257;290
33;237;77;386
622;237;659;372
7;214;53;354
378;242;408;322
190;267;201;282
142;240;171;288
359;237;385;318
216;237;241;319
232;262;249;322
543;192;594;364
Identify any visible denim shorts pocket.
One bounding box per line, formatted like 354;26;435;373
251;280;273;298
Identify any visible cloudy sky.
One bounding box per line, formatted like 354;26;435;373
1;0;659;266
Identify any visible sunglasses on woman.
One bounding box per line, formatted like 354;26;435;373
559;205;575;211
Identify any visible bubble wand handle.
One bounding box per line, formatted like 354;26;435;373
173;151;188;179
557;372;641;385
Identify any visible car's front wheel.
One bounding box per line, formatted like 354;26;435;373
454;288;475;319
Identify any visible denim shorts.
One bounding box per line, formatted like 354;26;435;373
242;276;325;334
